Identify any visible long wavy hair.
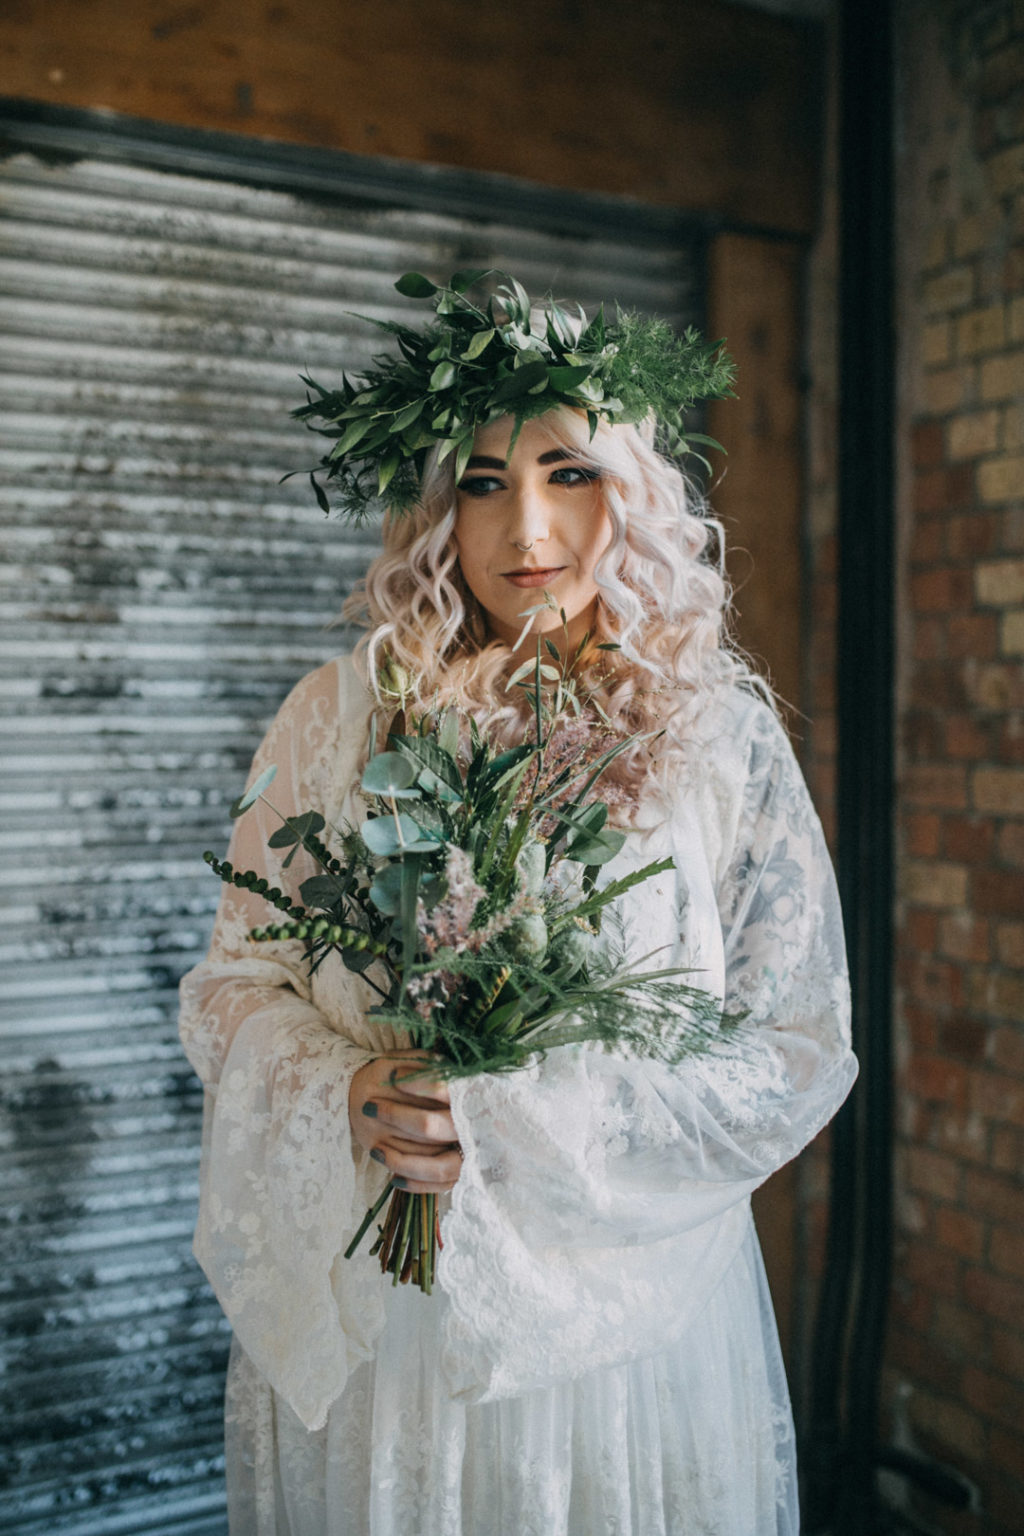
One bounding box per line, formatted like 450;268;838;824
342;406;767;813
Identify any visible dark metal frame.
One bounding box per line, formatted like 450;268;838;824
0;95;710;251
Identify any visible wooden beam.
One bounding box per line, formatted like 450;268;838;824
1;0;821;234
707;230;806;1360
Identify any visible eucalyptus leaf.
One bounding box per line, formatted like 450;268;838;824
368;863;404;915
361;751;419;798
361;814;419;855
231;764;277;818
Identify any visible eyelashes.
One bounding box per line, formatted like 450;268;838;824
458;465;601;497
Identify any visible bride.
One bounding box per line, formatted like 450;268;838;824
179;270;856;1535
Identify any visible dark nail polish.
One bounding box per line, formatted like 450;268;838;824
370;1148;387;1164
362;1101;378;1118
391;1176;408;1189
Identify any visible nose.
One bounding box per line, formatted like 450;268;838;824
507;481;550;551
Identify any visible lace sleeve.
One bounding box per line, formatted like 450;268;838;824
178;657;385;1432
435;693;858;1403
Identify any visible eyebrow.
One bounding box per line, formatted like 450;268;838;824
462;449;577;471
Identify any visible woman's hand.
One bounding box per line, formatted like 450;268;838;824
349;1051;462;1194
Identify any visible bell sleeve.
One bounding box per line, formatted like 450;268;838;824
178;657;384;1433
436;693;858;1403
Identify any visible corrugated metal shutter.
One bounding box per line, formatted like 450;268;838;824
0;128;701;1534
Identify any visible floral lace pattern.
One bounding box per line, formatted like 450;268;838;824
179;656;856;1534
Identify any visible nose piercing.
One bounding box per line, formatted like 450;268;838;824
514;540;534;552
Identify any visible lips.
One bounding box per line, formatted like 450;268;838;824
502;566;566;587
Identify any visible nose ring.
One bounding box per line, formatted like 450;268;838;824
514;540;534;552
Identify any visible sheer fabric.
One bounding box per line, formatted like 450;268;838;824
179;654;857;1535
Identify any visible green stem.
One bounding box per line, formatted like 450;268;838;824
344;1179;395;1260
392;1191;415;1287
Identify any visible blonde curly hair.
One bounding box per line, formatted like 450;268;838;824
342;406;767;813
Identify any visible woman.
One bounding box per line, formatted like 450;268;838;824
179;272;857;1535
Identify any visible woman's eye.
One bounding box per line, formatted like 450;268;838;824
549;465;599;487
458;476;504;497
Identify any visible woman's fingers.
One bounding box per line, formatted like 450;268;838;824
371;1142;463;1194
348;1052;462;1185
362;1096;455;1145
386;1061;451;1105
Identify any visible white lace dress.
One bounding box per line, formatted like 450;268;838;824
179;654;857;1536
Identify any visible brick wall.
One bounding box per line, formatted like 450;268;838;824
889;2;1024;1529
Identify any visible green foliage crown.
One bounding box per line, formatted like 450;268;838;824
291;269;736;522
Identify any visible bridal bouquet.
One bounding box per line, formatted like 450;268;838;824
206;636;741;1293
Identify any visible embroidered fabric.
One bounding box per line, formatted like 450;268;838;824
179;654;857;1535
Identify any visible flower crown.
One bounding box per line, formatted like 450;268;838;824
291;269;736;523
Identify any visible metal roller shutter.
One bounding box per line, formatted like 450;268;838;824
0;112;702;1534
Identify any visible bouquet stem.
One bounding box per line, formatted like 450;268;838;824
349;1184;440;1295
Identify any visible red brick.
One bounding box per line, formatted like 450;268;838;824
996;822;1024;866
937;913;991;962
991;1225;1024;1280
907;1145;964;1201
913;419;947;468
891;1326;963;1396
943;815;996;863
962;1365;1024;1432
913;617;947;660
973;868;1024;915
904;954;967;1008
990;1027;1024;1076
964;1168;1022;1223
920;1104;991;1163
1003;506;1024;553
905;762;969;809
968;1069;1024;1123
904;1001;940;1050
911;566;977;612
948;510;1002;559
905;708;946;758
912;660;969;709
936;1205;987;1260
910;517;947;564
939;1014;992;1064
945;714;995;760
905;812;943;858
906;906;940;949
1004;244;1024;294
933;1297;990;1362
991;1125;1024;1173
905;1383;986;1462
892;1261;937;1328
964;1266;1024;1327
996;720;1024;763
910;1053;970;1107
948;611;1000;656
902;1238;963;1299
913;464;977;514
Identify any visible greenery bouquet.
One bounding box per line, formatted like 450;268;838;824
206;634;741;1293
